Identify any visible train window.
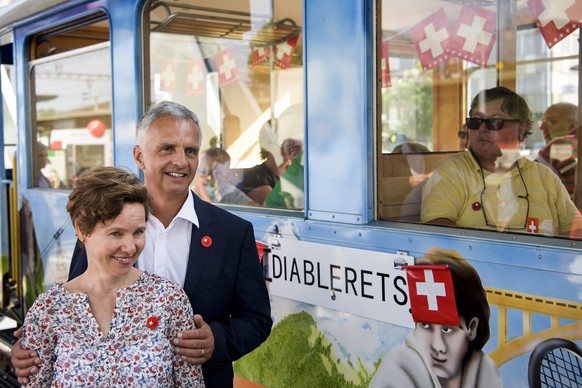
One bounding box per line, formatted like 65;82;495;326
379;1;582;240
29;13;112;189
145;0;304;209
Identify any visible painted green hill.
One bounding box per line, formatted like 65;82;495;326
234;311;373;387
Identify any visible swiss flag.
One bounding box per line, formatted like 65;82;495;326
186;60;205;95
447;6;496;67
381;40;391;88
411;8;452;71
159;59;177;93
527;217;540;233
528;0;582;48
252;46;270;65
256;241;267;263
404;265;458;326
215;48;240;87
275;35;300;69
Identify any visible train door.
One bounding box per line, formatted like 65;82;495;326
0;25;19;385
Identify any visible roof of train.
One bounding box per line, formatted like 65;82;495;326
0;0;71;32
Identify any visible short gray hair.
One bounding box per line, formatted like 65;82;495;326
136;101;201;146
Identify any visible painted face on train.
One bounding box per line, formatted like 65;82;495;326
133;116;200;199
414;316;478;381
468;98;525;165
77;202;146;278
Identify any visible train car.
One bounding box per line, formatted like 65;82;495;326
0;0;581;387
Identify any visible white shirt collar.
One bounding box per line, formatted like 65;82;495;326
174;190;199;228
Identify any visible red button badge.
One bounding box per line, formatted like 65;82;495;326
146;316;159;330
471;202;482;211
201;236;212;247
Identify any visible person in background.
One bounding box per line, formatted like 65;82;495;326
21;167;204;386
392;142;431;189
421;87;582;238
194;136;219;202
392;142;430;222
239;147;281;205
370;247;500;388
264;138;304;209
536;102;578;198
203;147;256;205
12;101;272;388
37;142;64;189
458;124;468;150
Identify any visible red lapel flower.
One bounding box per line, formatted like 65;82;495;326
146;316;159;330
201;236;212;247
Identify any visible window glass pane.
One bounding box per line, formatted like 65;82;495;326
147;0;304;209
30;16;111;189
379;1;582;240
2;62;16;169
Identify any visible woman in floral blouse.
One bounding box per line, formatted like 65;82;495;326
21;167;204;387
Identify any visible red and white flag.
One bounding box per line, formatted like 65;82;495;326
186;60;205;95
411;8;452;71
404;265;458;326
528;0;582;48
159;59;177;93
256;241;267;263
252;46;270;65
448;6;496;67
381;40;391;88
215;47;240;87
275;35;300;69
527;217;540;233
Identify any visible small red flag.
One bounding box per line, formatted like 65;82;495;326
252;46;270;65
256;241;266;263
275;35;300;69
404;265;458;326
159;60;177;93
411;8;452;71
186;60;205;95
447;6;496;67
215;47;240;87
528;0;582;49
527;217;540;234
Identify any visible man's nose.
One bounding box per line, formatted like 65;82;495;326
172;150;188;166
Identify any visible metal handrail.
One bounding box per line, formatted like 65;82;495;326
8;156;19;300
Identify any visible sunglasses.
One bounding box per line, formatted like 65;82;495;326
465;117;520;131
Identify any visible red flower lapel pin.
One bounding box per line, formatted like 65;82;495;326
201;236;212;247
146;316;159;330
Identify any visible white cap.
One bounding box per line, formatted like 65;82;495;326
259;123;283;166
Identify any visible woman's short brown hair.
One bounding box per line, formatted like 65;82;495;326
66;167;151;238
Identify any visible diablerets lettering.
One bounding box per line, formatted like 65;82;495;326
317;262;329;289
272;255;407;306
304;260;315;285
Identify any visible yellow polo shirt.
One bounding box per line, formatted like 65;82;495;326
421;150;581;237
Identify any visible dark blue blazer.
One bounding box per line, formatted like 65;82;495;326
68;192;272;388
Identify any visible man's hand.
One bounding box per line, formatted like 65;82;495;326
10;327;41;385
173;314;215;365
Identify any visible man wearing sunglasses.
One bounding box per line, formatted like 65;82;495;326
421;87;582;238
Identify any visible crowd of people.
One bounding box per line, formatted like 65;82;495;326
193;117;304;210
9;87;582;386
421;87;581;238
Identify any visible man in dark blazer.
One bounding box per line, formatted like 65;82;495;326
12;101;272;388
